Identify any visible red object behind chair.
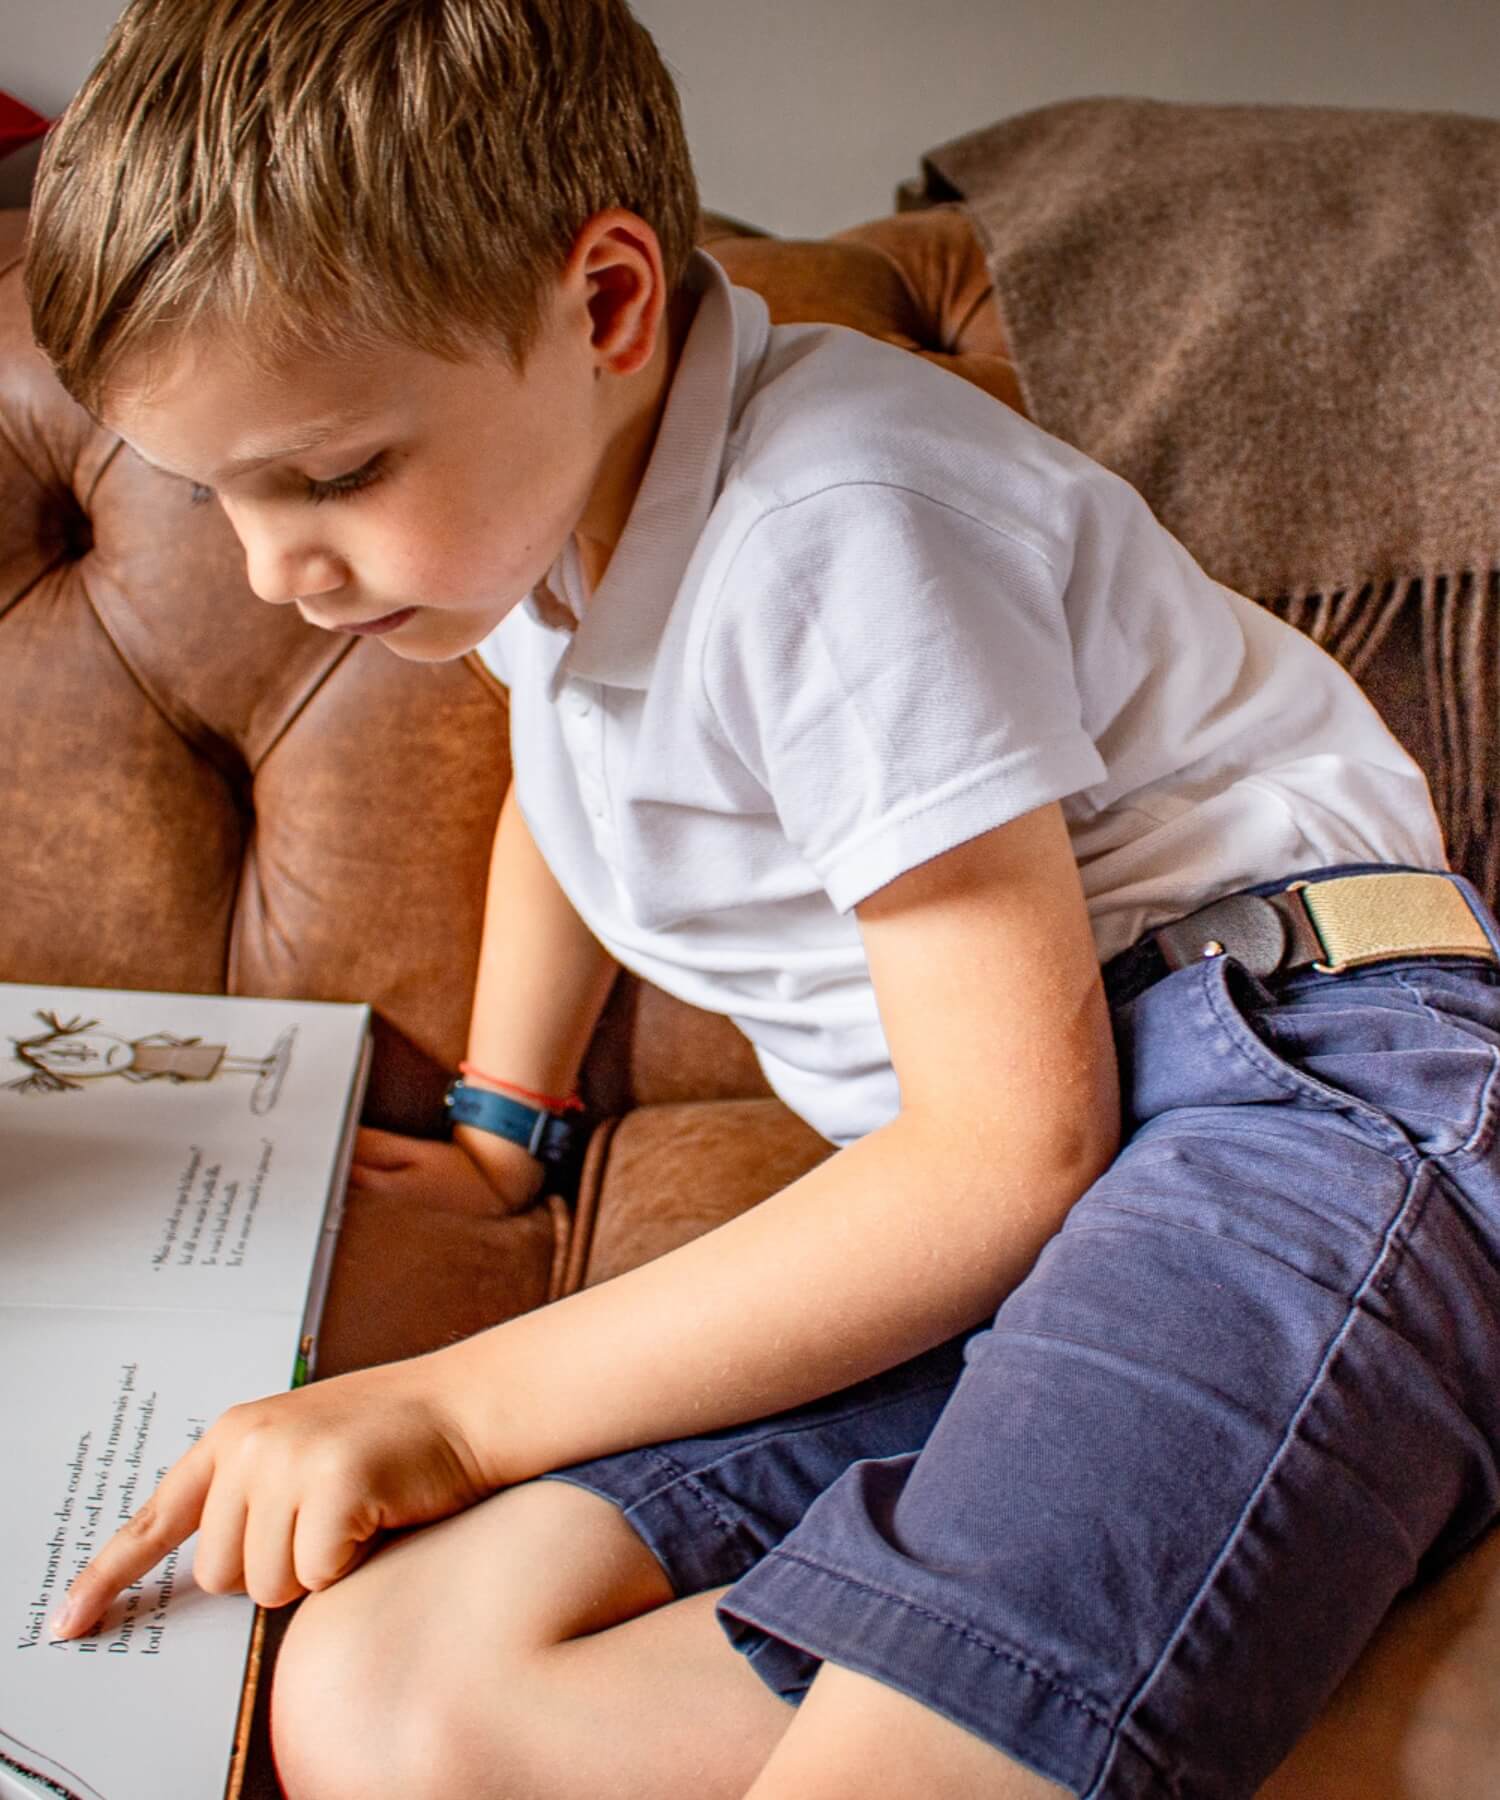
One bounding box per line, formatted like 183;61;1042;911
0;93;50;160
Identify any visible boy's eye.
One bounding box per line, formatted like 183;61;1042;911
183;455;386;508
304;455;386;505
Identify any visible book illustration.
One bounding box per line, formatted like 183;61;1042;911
5;1015;296;1116
0;1727;108;1800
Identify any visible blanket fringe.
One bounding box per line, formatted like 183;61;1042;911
1261;570;1498;911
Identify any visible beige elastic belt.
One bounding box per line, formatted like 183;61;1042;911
1152;871;1498;980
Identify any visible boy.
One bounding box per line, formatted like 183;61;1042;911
26;1;1500;1795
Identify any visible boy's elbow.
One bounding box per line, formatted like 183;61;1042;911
901;1056;1121;1231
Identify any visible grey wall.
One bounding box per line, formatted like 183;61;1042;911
8;0;1500;230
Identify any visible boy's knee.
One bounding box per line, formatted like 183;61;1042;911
271;1575;502;1800
271;1581;403;1800
268;1480;673;1799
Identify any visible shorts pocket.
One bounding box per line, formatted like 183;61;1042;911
1204;956;1389;1120
1214;958;1500;1158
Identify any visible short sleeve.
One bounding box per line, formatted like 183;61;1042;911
699;483;1106;911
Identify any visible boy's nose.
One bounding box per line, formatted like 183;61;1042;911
242;540;347;609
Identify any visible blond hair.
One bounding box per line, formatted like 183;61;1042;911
26;0;700;409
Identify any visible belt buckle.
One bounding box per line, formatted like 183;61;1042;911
1150;870;1499;989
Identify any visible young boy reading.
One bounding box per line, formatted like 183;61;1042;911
27;1;1500;1795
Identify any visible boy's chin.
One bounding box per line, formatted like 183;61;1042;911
375;632;480;664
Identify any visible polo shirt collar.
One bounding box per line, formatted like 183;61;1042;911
549;250;770;691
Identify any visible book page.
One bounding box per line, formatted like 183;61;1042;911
0;982;371;1799
0;986;369;1316
0;1309;297;1800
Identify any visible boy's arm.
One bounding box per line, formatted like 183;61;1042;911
448;796;1120;1479
452;782;621;1200
353;783;620;1211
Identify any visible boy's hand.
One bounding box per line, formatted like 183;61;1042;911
350;1125;542;1215
50;1355;492;1638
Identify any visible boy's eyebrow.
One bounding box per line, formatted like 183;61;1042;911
128;419;371;484
214;421;365;479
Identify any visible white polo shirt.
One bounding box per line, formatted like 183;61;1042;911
477;252;1444;1147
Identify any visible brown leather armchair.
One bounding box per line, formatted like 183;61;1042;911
5;97;1498;1794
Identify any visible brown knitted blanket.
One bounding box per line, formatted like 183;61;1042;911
918;98;1500;905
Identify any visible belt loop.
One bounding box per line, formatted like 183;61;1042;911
1281;879;1341;974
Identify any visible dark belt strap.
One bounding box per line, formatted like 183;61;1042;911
1104;871;1498;1008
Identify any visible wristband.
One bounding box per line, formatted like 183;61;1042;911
457;1061;584;1112
444;1078;588;1173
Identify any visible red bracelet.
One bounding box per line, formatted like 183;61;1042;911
458;1061;585;1112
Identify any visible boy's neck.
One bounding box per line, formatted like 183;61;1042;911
573;281;701;596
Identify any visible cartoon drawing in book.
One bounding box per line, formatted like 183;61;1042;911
4;1012;296;1115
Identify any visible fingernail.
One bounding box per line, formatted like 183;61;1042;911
50;1600;82;1637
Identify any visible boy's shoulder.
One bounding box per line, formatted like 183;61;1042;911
715;307;1110;567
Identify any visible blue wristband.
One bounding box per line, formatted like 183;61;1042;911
444;1078;587;1171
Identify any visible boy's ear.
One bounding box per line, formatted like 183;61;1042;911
569;210;669;379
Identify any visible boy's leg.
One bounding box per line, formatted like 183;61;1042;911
745;1660;1069;1799
717;952;1500;1797
749;1521;1500;1800
271;1472;1071;1800
270;1319;973;1799
270;1477;794;1800
1257;1517;1500;1800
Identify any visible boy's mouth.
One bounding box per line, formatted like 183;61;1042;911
332;607;418;636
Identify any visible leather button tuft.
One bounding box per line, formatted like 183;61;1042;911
48;492;94;562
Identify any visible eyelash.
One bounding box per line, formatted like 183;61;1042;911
187;455;387;509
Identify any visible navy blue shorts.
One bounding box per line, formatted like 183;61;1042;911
546;867;1500;1797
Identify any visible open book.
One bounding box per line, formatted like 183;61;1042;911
0;983;371;1800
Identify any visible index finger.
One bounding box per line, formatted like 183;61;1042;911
50;1447;214;1639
